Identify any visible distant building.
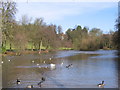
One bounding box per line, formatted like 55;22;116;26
59;33;65;40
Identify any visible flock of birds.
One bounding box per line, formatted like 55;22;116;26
1;57;105;88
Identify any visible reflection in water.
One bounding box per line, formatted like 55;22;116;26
117;50;120;88
2;50;118;88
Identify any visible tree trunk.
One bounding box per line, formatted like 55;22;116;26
38;41;40;50
4;40;6;49
39;38;42;54
10;43;12;50
40;40;42;51
31;42;33;51
46;45;49;50
34;43;36;50
2;42;4;47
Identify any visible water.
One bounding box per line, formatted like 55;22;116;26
2;50;119;88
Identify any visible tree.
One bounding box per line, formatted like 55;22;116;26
1;1;17;50
57;25;62;34
113;20;120;50
20;15;32;25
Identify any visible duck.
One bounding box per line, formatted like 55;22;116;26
97;81;105;87
26;85;34;88
16;78;21;85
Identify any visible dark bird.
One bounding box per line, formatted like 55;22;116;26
97;81;105;87
41;77;45;81
66;64;73;68
38;77;46;87
16;78;21;85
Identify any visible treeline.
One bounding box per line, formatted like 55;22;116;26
66;26;114;50
1;2;71;52
2;15;71;51
0;1;118;53
112;5;120;51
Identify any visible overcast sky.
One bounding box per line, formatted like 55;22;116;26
15;2;118;33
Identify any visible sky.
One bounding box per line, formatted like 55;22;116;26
15;1;118;33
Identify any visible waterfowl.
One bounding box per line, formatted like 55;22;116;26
50;63;56;70
50;63;56;67
27;85;34;88
38;77;45;87
38;81;42;87
16;78;21;85
1;61;3;64
43;61;46;63
32;60;35;63
41;77;45;81
49;58;52;60
66;64;72;68
37;64;39;66
8;60;11;62
61;62;64;66
97;81;105;87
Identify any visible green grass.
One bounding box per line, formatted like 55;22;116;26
4;42;46;51
2;42;73;52
59;47;73;50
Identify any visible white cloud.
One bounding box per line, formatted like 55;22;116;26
16;2;117;23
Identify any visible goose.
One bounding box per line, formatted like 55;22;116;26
37;64;39;66
66;64;72;68
27;85;34;88
16;78;21;85
38;77;45;87
38;81;42;87
8;60;11;62
97;81;105;87
41;77;45;81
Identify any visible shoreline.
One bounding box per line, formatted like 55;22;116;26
1;48;115;56
2;49;62;56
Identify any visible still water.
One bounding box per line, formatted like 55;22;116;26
2;50;118;88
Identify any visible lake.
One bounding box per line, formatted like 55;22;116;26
2;50;119;88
